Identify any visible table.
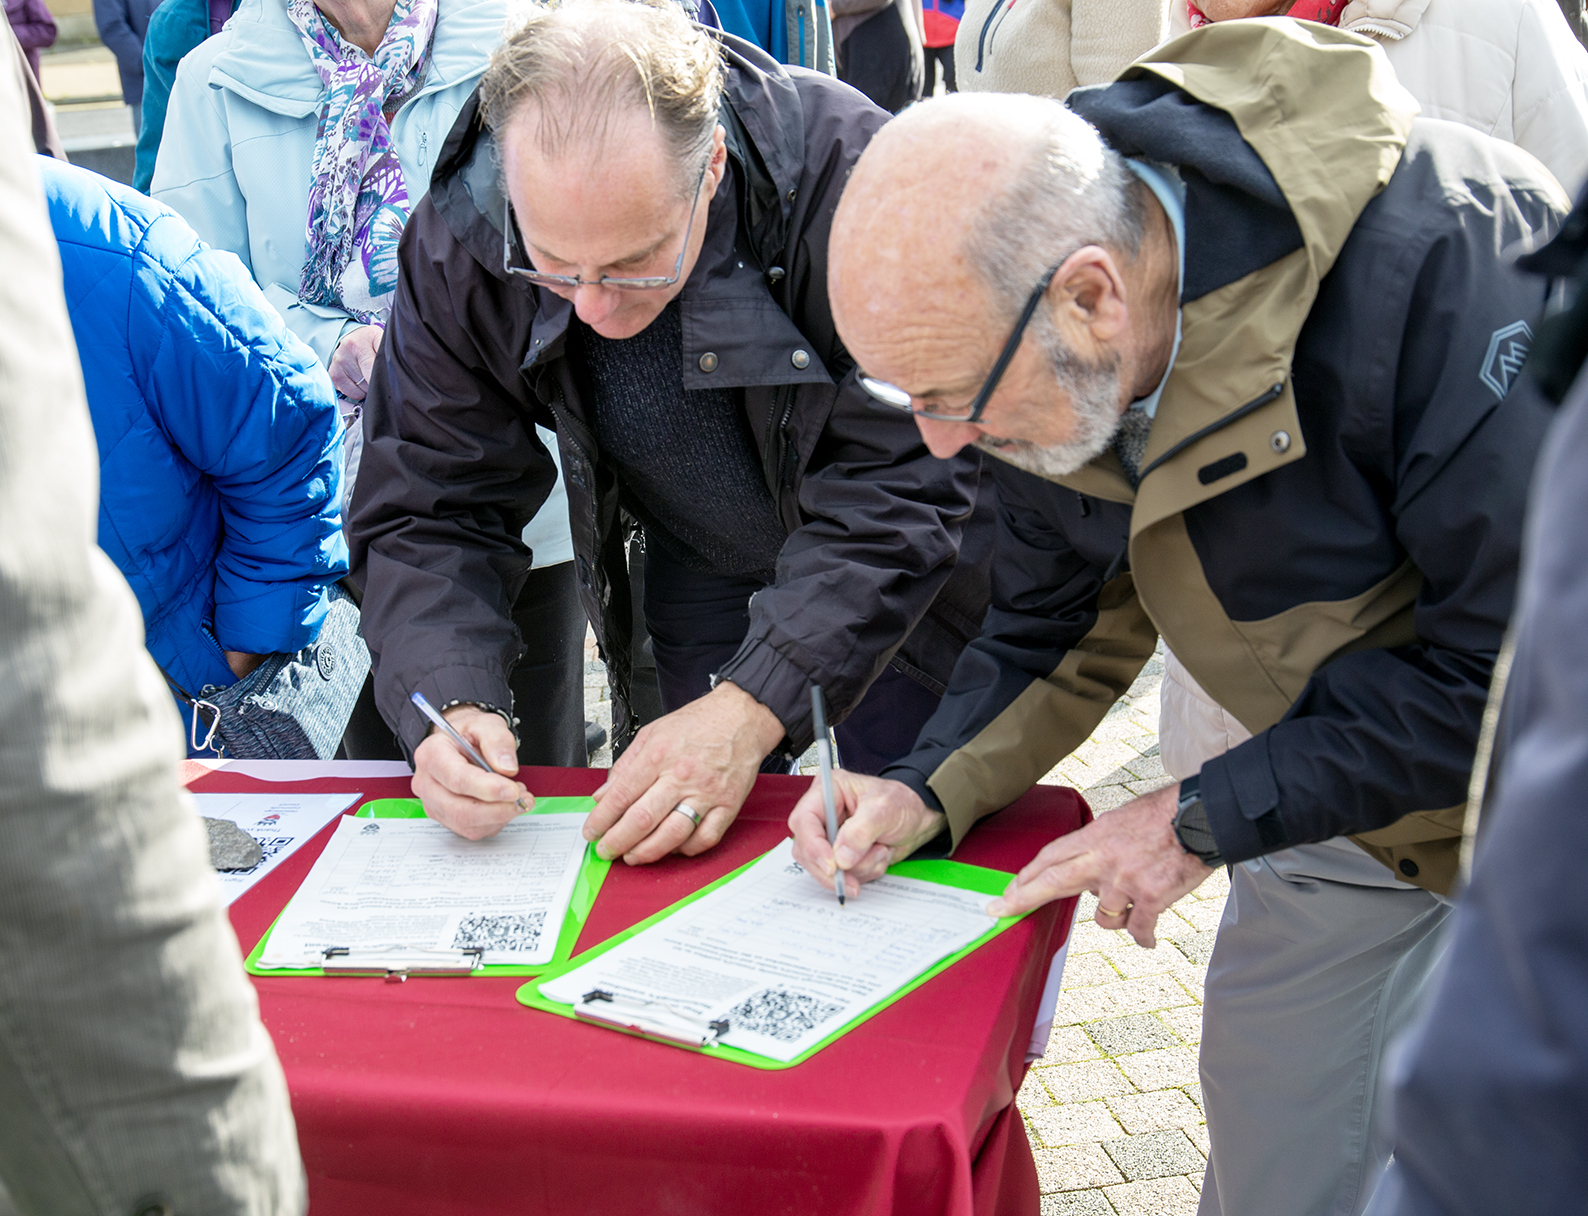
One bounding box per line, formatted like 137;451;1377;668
195;761;1087;1216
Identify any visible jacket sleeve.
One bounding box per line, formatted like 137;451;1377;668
713;373;983;752
880;463;1158;847
1198;193;1561;863
347;202;558;756
1511;0;1588;195
132;212;347;656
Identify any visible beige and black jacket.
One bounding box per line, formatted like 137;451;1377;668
883;20;1569;895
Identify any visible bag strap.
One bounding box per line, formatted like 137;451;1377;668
151;661;227;757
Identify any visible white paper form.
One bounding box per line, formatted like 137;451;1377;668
192;792;362;905
539;839;996;1062
256;812;591;969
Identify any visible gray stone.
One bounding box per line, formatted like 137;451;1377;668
204;818;263;872
1085;1014;1181;1056
1101;1131;1205;1182
1040;1191;1114;1215
1167;930;1219;966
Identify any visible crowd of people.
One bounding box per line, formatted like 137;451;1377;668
2;0;1588;1212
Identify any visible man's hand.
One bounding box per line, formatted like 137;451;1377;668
411;705;533;840
788;772;948;898
329;324;384;401
585;681;785;864
986;784;1215;947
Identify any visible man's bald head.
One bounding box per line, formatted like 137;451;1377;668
832;92;1146;343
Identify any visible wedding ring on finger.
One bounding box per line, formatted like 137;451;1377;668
671;803;703;828
1097;902;1134;919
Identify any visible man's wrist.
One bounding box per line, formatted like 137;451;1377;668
438;700;518;742
711;680;788;754
1172;774;1225;868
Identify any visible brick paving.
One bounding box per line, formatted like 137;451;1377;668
585;638;1218;1213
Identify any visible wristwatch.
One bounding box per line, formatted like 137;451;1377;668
1172;775;1225;868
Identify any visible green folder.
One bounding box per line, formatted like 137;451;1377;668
516;850;1025;1069
244;796;611;978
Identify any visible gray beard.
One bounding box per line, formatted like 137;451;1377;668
974;333;1125;478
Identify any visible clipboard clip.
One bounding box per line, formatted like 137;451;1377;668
575;989;730;1047
321;945;485;981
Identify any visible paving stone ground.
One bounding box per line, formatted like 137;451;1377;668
584;638;1218;1214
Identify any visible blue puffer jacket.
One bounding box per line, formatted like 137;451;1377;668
41;158;347;747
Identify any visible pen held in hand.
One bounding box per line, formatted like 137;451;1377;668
410;690;529;813
811;685;844;907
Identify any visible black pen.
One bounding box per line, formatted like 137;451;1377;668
811;686;845;906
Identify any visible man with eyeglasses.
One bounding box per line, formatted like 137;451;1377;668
788;22;1567;1216
348;0;991;855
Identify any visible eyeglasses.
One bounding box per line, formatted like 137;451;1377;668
502;159;710;291
859;262;1062;424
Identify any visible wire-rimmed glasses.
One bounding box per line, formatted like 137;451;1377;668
502;160;710;292
859;262;1062;423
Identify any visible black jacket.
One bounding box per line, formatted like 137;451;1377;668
883;22;1566;892
349;34;992;757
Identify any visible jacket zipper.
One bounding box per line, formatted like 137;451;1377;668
974;0;1009;72
1135;381;1286;484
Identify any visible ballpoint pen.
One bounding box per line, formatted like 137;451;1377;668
811;685;845;907
410;690;529;812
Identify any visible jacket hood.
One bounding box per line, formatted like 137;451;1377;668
1070;18;1418;301
427;30;806;285
207;0;509;117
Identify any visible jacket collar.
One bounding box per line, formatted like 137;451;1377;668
1048;21;1418;524
207;0;507;117
1339;0;1430;41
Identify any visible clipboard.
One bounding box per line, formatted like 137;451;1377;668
515;849;1025;1069
244;796;611;979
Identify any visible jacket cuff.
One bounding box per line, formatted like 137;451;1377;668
1197;731;1288;865
878;765;954;859
396;662;514;761
713;636;812;754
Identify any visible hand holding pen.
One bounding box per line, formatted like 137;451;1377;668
409;691;535;841
811;686;846;906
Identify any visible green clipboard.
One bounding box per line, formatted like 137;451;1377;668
244;796;611;978
515;849;1025;1068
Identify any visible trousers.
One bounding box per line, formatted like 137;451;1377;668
1198;840;1452;1216
642;543;942;773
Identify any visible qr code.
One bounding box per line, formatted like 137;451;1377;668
728;988;843;1043
452;911;546;954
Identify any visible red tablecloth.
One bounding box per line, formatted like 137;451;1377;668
201;765;1086;1216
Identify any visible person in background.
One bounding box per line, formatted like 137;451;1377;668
93;0;160;130
152;0;589;764
954;0;1169;97
920;0;959;91
42;155;349;756
1172;0;1588;195
4;0;54;79
833;0;922;112
0;71;305;1216
1362;184;1588;1216
702;0;840;72
132;0;238;193
4;16;61;154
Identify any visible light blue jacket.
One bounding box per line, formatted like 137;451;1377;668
151;0;508;367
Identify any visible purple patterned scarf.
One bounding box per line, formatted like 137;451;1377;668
288;0;437;323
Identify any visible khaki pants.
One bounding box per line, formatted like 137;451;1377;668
1198;842;1451;1216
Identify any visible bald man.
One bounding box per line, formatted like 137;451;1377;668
789;20;1568;1216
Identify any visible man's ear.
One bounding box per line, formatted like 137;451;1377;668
1052;246;1129;348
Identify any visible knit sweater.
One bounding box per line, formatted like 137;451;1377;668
580;298;788;580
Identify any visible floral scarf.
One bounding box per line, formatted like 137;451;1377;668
1187;0;1348;28
288;0;437;323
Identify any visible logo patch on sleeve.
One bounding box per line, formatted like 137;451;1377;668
1480;321;1534;400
